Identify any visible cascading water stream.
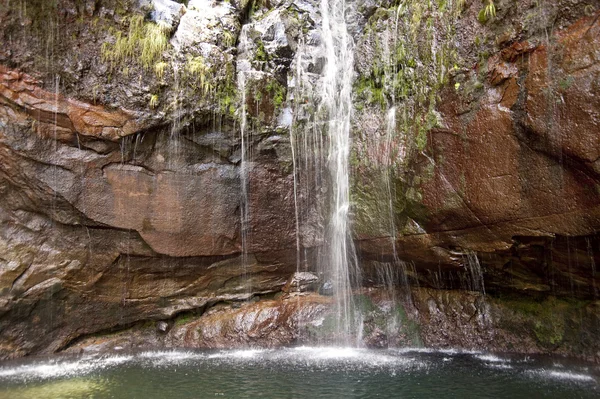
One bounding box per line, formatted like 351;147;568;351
319;0;360;345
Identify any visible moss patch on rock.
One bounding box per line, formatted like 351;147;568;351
492;293;596;351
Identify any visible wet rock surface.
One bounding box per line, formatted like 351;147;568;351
63;288;600;363
282;271;320;293
356;9;600;299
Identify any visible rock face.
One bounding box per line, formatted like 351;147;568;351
64;288;600;362
0;0;599;360
356;6;600;299
404;12;600;296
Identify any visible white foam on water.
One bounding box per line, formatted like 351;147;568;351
0;355;132;381
546;370;596;382
207;349;265;360
527;369;596;383
100;355;134;364
291;346;382;362
284;347;426;369
311;347;361;359
138;350;206;366
138;350;202;360
475;354;510;363
393;347;480;356
393;347;445;355
486;363;513;370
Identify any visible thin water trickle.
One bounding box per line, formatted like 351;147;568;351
237;66;251;295
465;251;485;295
384;107;397;252
290;100;301;274
586;238;598;298
168;63;183;169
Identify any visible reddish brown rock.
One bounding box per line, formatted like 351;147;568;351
359;13;600;287
500;40;537;62
488;55;518;86
0;65;151;141
175;294;332;348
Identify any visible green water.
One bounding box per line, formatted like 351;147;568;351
0;348;597;398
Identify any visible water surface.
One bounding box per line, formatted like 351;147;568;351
0;347;597;398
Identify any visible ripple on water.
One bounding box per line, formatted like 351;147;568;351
0;348;597;393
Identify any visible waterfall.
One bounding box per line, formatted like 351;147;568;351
319;0;360;345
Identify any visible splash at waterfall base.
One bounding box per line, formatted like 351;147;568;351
0;0;600;365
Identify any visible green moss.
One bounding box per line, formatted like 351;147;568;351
353;0;461;157
354;294;378;314
355;75;386;109
174;312;198;326
558;75;575;91
266;80;286;109
351;150;431;238
185;55;215;95
494;294;591;349
254;88;263;103
222;30;236;48
351;170;396;237
395;303;422;346
254;40;269;63
216;63;237;116
349;0;468;239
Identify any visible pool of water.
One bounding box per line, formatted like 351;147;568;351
0;347;598;398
